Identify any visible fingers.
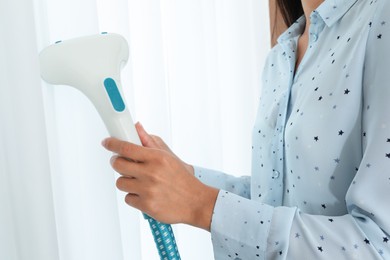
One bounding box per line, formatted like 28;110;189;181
135;122;156;148
151;135;173;153
124;193;143;211
110;155;145;178
102;137;154;162
115;173;147;212
116;176;140;193
120;179;154;215
135;122;173;152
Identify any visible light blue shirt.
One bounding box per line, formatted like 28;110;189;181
194;0;390;258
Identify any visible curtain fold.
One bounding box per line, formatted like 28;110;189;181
0;0;270;259
0;0;59;259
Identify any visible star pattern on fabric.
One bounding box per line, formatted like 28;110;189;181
198;1;390;259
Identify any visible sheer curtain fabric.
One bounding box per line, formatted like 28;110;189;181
0;0;270;259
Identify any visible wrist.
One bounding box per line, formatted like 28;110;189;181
188;184;219;231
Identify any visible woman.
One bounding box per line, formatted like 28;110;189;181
102;0;390;258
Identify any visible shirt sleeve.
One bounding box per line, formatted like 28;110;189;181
208;2;390;259
193;166;251;199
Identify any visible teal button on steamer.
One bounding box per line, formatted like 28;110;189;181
39;33;181;260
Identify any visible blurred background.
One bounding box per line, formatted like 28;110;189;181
0;0;270;259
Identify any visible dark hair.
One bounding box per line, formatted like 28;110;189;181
271;0;304;45
276;0;304;27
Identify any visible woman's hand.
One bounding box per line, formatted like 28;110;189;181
134;122;194;175
101;123;218;231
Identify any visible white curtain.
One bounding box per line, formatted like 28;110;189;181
0;0;270;259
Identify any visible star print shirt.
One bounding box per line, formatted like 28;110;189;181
194;0;390;259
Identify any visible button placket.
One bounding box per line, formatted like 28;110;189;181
268;41;297;206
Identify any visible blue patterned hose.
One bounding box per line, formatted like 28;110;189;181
143;214;181;260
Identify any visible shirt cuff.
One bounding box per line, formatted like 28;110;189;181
210;190;274;259
193;166;251;198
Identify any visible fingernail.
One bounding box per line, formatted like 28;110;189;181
101;139;107;147
110;155;117;165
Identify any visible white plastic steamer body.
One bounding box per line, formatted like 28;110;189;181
39;33;141;145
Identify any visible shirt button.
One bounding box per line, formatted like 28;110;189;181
272;170;280;179
311;34;318;42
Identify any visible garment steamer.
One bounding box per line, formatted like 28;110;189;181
39;33;180;260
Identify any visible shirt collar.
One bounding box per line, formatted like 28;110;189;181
317;0;359;27
277;0;359;44
277;16;305;45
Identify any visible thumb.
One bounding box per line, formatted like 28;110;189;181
135;122;157;148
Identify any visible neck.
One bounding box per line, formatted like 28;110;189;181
301;0;324;34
